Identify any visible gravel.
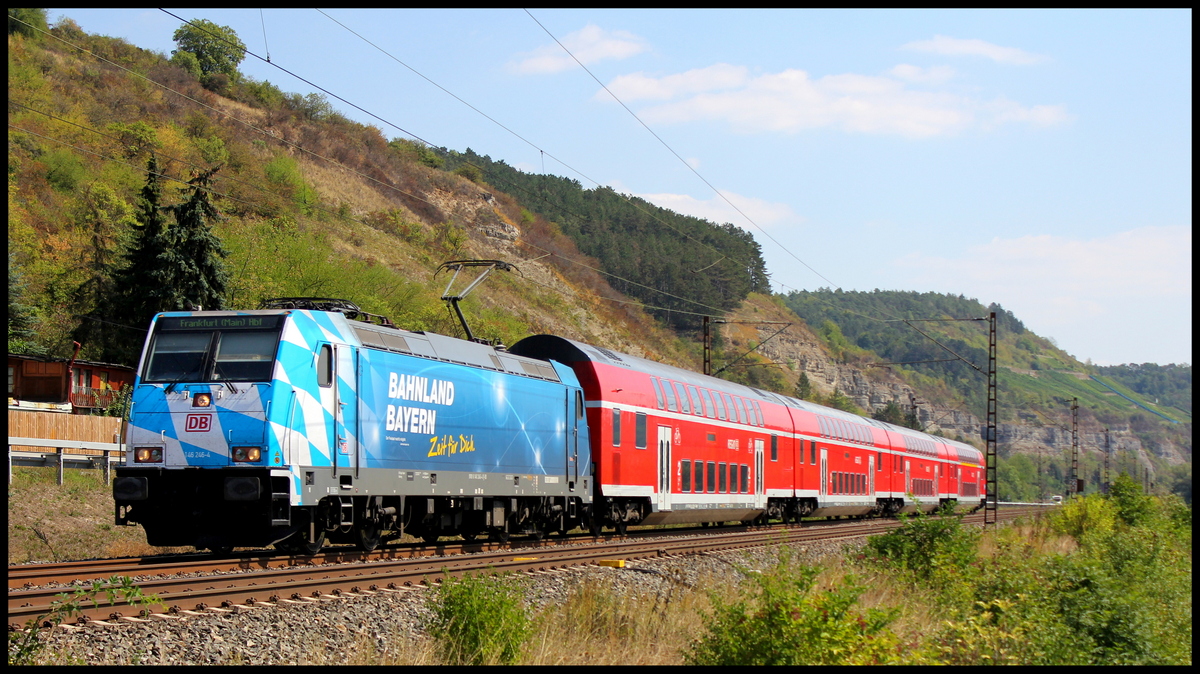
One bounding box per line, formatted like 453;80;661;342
13;536;865;665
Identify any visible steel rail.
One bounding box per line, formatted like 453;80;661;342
9;507;1038;627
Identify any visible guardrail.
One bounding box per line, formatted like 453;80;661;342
8;437;125;485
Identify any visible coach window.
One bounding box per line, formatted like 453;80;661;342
753;401;765;427
723;394;737;422
651;377;665;410
713;392;727;420
729;464;738;492
771;434;778;461
741;464;749;493
718;463;727;493
687;386;704;416
700;389;716;418
317;344;333;387
635;412;647;449
681;460;692;492
612;409;622;447
662;380;678;412
674;383;690;414
694;461;705;494
706;462;717;493
724;395;744;422
877;452;883;470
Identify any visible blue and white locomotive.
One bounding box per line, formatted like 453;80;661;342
113;299;592;553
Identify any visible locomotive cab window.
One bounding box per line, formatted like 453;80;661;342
317;344;332;388
143;315;283;384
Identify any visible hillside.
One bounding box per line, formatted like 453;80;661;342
6;15;1189;502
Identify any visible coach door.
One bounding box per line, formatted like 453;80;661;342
905;460;911;499
657;426;672;510
869;454;875;496
819;447;828;500
753;438;766;508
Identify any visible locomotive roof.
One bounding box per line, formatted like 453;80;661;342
347;321;562;383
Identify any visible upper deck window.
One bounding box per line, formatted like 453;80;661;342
651;377;665;410
674;382;691;414
143;315;282;384
662;379;678;412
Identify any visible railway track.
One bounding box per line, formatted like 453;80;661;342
9;506;1042;628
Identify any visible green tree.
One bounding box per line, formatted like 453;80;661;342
163;166;229;311
8;253;46;355
794;371;814;401
69;184;137;363
7;8;47;39
171;19;245;79
111;155;172;357
872;400;906;425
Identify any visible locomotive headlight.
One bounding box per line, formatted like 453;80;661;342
134;447;163;463
193;392;212;408
232;446;262;462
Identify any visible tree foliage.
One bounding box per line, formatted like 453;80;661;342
171;18;245;79
7;8;48;39
439;148;770;331
8;254;45;355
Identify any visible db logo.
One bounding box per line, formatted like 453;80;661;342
185;414;212;432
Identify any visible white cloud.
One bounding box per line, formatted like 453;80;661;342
621;67;1067;138
602;63;749;101
902;35;1047;65
889;63;956;85
509;24;648;74
893;225;1192;364
631;188;799;229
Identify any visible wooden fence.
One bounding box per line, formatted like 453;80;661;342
7;410;122;455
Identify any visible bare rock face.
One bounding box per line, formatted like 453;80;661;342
736;309;1185;475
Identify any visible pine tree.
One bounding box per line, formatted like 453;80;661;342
163;166;228;312
795;372;814;401
70;184;136;363
8;253;46;355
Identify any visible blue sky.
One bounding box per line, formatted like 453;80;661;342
44;9;1191;366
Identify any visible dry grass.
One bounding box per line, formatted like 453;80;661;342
520;576;717;665
7;466;190;564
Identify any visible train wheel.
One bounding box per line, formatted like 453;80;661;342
421;532;440;545
614;520;628;536
356;521;382;552
209;545;233;556
276;529;325;555
460;530;479;542
489;529;510;544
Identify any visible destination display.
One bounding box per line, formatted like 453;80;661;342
158;315;283;331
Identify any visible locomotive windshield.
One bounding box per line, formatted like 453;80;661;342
142;315;283;383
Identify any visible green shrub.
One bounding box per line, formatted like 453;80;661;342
428;572;531;665
863;505;979;579
1049;492;1116;541
1107;473;1155;527
685;553;904;665
44;149;86;191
